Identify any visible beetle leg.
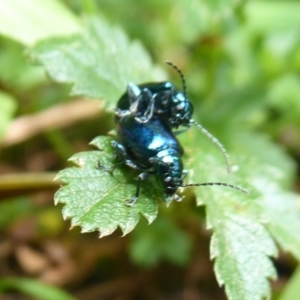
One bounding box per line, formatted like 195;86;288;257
173;127;189;135
129;87;151;117
97;141;130;172
126;172;153;206
115;108;131;118
134;91;156;124
111;140;141;170
97;160;124;173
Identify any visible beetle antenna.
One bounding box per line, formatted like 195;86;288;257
165;61;187;98
165;61;231;173
181;182;248;194
190;119;231;173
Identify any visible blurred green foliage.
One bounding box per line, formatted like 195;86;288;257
1;1;300;299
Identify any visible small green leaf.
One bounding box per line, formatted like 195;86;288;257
0;0;80;45
29;17;166;107
54;136;162;236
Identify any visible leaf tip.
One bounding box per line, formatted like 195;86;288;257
68;155;86;167
99;228;115;238
146;215;156;225
121;230;132;237
54;171;63;181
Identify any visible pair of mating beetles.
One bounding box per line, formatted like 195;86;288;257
109;62;247;205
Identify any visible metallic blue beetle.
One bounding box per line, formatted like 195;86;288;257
115;61;231;173
108;62;248;205
116;81;193;129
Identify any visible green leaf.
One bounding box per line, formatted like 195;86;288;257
0;277;76;300
0;91;17;141
234;136;300;265
195;174;277;300
179;129;279;300
211;216;277;300
29;17;166;107
178;120;300;299
229;131;295;185
226;131;300;279
0;0;80;45
54;136;162;237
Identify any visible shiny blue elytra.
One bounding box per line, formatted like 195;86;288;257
113;114;185;205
